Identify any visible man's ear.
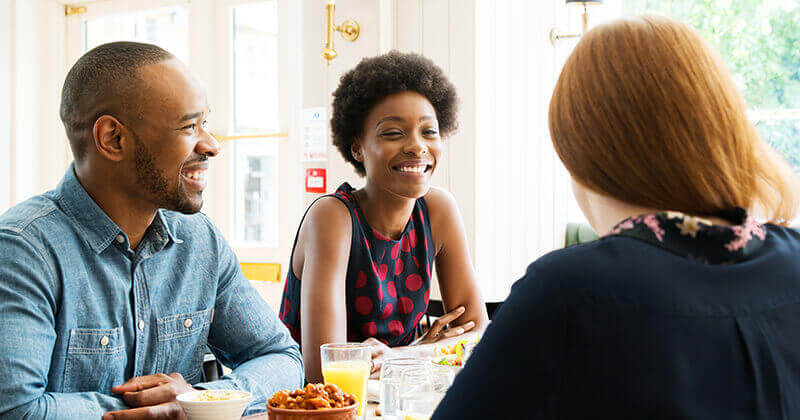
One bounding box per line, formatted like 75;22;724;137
92;115;128;162
351;138;364;163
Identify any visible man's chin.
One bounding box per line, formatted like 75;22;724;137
167;195;203;215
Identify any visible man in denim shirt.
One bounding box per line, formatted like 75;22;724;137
0;42;303;419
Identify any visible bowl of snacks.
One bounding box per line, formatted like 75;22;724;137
267;383;358;419
431;339;479;390
176;389;252;420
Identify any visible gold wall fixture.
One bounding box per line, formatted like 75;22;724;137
321;0;360;65
550;1;604;45
65;6;87;16
211;132;288;142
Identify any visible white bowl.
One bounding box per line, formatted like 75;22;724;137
176;390;252;420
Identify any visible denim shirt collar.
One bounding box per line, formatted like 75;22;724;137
55;164;182;254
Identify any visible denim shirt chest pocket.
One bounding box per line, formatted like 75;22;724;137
63;327;125;393
156;307;213;383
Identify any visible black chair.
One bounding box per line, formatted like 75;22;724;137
202;350;223;382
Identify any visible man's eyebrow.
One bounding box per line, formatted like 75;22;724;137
178;111;204;122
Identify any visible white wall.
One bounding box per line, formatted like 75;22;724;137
0;0;11;213
6;0;68;209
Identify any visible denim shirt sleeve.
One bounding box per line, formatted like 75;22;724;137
194;218;304;415
0;230;128;419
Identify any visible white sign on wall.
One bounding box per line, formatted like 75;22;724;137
302;107;327;162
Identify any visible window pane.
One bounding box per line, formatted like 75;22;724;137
624;0;800;111
83;6;189;62
233;139;279;247
757;119;800;173
232;1;279;133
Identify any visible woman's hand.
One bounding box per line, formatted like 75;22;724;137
363;337;395;378
414;306;475;345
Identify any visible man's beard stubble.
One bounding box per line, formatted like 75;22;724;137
132;130;201;214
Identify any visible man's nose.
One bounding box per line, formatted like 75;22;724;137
197;130;220;157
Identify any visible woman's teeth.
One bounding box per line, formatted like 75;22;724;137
398;164;428;173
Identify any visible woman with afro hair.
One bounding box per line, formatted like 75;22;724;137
279;51;488;382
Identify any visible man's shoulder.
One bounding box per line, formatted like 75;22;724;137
0;191;61;237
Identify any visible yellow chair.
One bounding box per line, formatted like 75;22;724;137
240;262;281;282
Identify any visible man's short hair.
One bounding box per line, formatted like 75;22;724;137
59;41;174;161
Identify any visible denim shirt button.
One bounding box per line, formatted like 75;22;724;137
138;320;145;331
115;235;124;244
184;318;193;329
100;336;109;346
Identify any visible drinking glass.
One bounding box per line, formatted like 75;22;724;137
380;358;430;419
320;343;371;418
399;365;438;419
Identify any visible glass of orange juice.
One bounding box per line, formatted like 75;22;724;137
320;343;372;418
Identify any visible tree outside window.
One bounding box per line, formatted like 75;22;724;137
625;0;800;172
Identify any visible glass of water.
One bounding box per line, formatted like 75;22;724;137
379;358;430;419
399;365;438;418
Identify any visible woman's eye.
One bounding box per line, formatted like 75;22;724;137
182;124;196;131
424;129;439;136
381;131;402;137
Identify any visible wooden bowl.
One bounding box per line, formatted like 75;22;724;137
266;403;358;420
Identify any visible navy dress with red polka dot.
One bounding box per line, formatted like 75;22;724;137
279;183;434;348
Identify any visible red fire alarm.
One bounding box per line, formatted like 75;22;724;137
305;168;326;193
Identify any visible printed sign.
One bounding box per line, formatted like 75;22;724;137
302;107;327;161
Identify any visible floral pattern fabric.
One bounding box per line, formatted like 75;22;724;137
605;207;767;265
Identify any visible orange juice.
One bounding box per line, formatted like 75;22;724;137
322;360;370;416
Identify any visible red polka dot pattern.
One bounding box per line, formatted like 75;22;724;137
355;271;367;288
355;296;373;315
381;303;393;319
362;321;377;337
401;235;411;253
413;311;424;327
406;274;423;292
280;183;434;349
388;320;404;336
394;259;404;276
399;297;414;314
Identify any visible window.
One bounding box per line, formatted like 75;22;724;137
83;6;189;62
623;0;800;173
230;1;281;248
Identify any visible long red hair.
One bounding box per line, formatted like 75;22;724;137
549;15;799;223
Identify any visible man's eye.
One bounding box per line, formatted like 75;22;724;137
201;120;209;129
182;124;196;131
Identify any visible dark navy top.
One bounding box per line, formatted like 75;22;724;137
434;211;800;419
279;183;434;347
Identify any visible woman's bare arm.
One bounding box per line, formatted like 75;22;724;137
296;197;353;383
425;187;489;334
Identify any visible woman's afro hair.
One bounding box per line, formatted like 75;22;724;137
330;50;459;176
